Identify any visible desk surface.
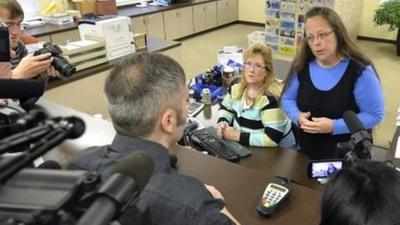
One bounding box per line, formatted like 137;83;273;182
195;105;322;189
171;146;321;225
39;99;322;225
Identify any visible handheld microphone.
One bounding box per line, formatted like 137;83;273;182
0;79;45;99
76;152;154;225
342;111;372;160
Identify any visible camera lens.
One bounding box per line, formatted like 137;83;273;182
52;56;76;77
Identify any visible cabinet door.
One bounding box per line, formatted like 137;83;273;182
131;16;147;35
50;29;80;45
227;0;238;23
35;34;51;43
193;4;207;33
204;2;217;30
147;12;165;40
179;6;194;38
164;9;180;40
217;0;228;25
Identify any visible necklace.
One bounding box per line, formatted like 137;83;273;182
245;89;261;106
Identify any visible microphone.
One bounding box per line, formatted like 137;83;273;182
0;79;45;99
37;160;62;169
112;151;154;192
76;152;154;225
342;111;372;160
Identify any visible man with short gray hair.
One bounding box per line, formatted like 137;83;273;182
68;52;240;225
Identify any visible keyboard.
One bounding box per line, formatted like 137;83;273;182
188;127;252;162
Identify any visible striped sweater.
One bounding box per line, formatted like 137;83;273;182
217;83;292;147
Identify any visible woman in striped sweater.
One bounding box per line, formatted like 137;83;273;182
217;43;295;148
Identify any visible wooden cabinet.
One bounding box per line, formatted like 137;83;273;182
131;12;165;40
35;35;51;43
193;2;218;33
217;0;238;25
50;29;80;45
164;6;194;40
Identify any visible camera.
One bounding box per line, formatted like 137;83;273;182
34;43;76;78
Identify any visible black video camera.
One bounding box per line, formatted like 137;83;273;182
34;43;76;78
307;111;373;179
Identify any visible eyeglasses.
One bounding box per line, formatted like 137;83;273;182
243;62;266;71
305;30;334;43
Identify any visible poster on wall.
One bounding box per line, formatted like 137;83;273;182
265;0;281;50
264;0;335;56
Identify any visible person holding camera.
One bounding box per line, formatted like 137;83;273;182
0;0;60;79
281;7;384;159
320;160;400;225
217;43;295;148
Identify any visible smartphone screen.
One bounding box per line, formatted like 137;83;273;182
308;160;343;179
0;27;10;62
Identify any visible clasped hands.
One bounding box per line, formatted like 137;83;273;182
216;122;240;141
298;112;333;134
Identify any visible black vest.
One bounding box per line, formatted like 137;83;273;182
296;60;364;159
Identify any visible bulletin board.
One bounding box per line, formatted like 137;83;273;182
265;0;335;55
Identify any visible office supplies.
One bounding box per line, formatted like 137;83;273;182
44;13;74;25
187;101;204;118
256;177;292;217
78;16;134;60
22;17;46;28
59;35;107;71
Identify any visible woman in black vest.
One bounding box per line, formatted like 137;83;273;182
281;7;384;159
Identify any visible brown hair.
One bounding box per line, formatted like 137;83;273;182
0;0;24;20
282;7;377;94
234;43;282;99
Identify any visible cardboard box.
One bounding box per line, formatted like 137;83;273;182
73;0;96;17
96;0;117;15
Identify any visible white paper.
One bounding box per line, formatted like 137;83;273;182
395;137;400;159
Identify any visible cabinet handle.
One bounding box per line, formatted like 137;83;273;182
142;17;146;25
203;6;206;11
176;12;179;17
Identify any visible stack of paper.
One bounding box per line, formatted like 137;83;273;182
133;33;147;51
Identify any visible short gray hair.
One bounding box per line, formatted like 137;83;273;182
105;52;186;137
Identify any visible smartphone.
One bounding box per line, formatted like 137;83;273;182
307;159;344;179
0;27;10;62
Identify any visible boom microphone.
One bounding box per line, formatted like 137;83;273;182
76;152;154;225
0;79;45;99
112;151;154;192
343;111;366;134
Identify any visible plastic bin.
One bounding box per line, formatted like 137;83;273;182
247;31;267;47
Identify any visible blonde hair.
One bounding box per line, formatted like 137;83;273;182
234;43;282;99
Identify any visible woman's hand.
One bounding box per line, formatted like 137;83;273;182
216;122;227;138
301;117;333;134
297;111;311;127
221;126;240;142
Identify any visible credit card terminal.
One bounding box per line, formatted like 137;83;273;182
256;177;292;217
